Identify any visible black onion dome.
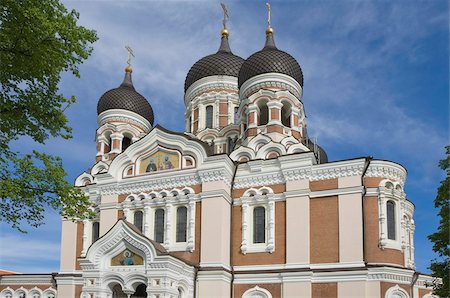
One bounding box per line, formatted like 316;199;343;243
97;70;154;125
238;32;303;88
184;35;244;92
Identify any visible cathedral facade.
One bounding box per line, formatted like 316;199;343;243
0;6;439;298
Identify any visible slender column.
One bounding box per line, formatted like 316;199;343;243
143;205;151;237
267;197;275;253
198;103;205;130
379;193;387;248
240;202;249;254
164;203;173;248
81;219;91;257
110;132;123;154
123;206;131;222
267;100;283;125
247;105;258;128
187;200;196;252
291;106;301;128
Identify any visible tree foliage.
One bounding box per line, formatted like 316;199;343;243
0;0;97;232
428;145;450;297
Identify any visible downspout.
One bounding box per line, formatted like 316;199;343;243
229;160;239;298
194;266;199;298
361;156;373;265
410;271;419;298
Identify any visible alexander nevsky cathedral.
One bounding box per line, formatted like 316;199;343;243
0;3;440;298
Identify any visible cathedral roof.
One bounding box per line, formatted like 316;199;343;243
184;34;244;92
238;30;303;88
97;69;154;125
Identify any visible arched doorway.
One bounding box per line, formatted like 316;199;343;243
111;284;127;298
131;284;147;298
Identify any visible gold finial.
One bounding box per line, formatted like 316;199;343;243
125;45;134;73
266;2;273;35
220;2;229;37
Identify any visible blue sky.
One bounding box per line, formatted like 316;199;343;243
0;0;448;274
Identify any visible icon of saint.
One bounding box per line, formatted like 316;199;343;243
164;155;173;169
146;158;157;172
121;250;134;265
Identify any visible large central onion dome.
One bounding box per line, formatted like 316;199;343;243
184;32;244;92
97;67;154;125
238;29;303;88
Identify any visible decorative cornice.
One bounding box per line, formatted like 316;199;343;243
99;173;201;195
184;75;239;105
240;73;302;100
98;109;151;132
234;158;407;189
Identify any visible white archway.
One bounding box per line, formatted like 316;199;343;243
242;286;272;298
385;285;409;298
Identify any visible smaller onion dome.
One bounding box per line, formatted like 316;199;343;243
97;67;154;125
184;31;244;92
238;28;304;88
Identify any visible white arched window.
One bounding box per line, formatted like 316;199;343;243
253;207;266;244
384;284;409;298
242;286;272;298
387;200;396;240
241;188;275;254
121;135;132;151
176;206;188;242
134;210;143;232
1;289;13;298
281;101;291;127
258;100;269;126
154;209;165;243
205;105;213;128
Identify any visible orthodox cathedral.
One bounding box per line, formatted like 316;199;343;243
0;4;439;298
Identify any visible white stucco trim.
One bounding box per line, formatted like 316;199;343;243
98;109;152;132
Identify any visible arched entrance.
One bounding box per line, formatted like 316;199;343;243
131;284;147;298
111;284;127;298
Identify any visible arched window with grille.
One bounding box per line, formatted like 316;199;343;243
387;200;396;240
176;206;188;242
253;207;266;243
92;222;100;242
134;210;143;232
154;209;165;243
206;105;213;128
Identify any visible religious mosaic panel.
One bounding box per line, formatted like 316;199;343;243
111;250;144;266
139;149;180;174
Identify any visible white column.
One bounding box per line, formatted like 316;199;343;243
123;206;131;222
240;202;249;254
291;106;301;129
410;221;415;267
267;197;275;253
81;219;91;257
379;194;387;248
143;205;151;237
198;103;205;130
267;100;283;125
214;99;220;128
164;203;173;248
110;132;123;154
247;104;258;128
187;200;196;252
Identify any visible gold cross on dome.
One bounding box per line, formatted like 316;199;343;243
125;45;134;67
221;2;229;30
266;2;272;29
